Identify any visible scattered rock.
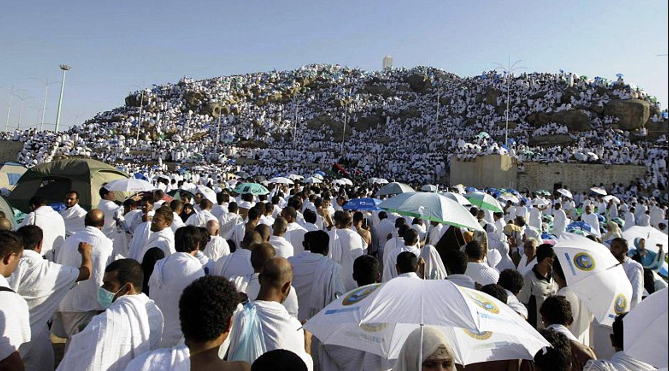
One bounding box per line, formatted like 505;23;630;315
551;109;592;131
406;74;432;92
529;134;574;146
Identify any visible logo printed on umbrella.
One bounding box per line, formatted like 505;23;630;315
573;252;596;271
462;329;494;341
360;323;389;333
614;293;628;314
341;284;380;307
466;292;500;314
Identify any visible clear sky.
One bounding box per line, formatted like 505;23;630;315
1;0;667;131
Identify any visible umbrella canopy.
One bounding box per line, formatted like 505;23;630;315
377;182;415;197
369;177;389;185
195;185;217;204
305;280;550;365
557;188;573;198
532;198;549;207
622;225;666;258
602;195;621;204
624;288;668;368
232;182;269;195
302;176;323;184
343;198;382;211
269;176;294;185
333;178;353;186
443;192;472;207
287;174;304;181
312;174;324;181
553;233;633;326
566;221;598;235
590;186;607;196
379;192;483;231
499;193;520;204
420;184;438;192
103;178;156;193
466;192;503;213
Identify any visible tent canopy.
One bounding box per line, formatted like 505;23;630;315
7;158;128;212
0;162;27;191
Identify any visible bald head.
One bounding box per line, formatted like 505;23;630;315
206;219;219;236
251;242;276;271
85;209;105;228
254;224;271;242
260;257;293;291
272;217;288;236
0;218;11;231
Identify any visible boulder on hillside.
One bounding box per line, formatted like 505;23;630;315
529;134;574;146
124;93;150;108
497;120;518;129
551;109;592;131
561;87;580;105
352;115;382;132
406;74;431;92
527;112;552;127
485;87;502;106
604;99;650;130
362;84;392;98
645;120;668;141
184;91;204;110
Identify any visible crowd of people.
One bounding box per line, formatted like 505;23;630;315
1;64;667;196
0;173;666;370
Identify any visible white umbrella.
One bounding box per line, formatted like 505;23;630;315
313;174;324;180
379;192;483;231
622;225;667;257
305;280;550;366
466;192;504;213
557;188;573;199
369;177;389;184
420;184;438;192
602;195;621;204
104;178;155;193
377;182;415;197
287;174;304;181
443;192;472;207
269;176;294;185
195;185;217;204
624;288;668;368
498;193;520;204
303;176;323;184
590;186;607;196
532;198;549;207
333;178;353;186
553;233;633;326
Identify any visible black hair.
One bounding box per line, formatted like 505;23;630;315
248;207;262;221
403;228;419;246
611;313;627;349
179;276;238;342
479;284;508;304
99;187;110;198
498;269;524;295
175;225;201;253
534;329;571;371
536;244;555;264
540;295;573;326
396;251;418;274
228;201;238;213
306;230;329;255
105;259;144;292
303;209;317;224
16;225;43;251
252;349;307;371
197;227;209;251
444;250;468;275
353;255;380;286
0;230;24;259
465;240;485;261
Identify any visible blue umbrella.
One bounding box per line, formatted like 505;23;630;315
343;198;382;211
597;214;606;223
134;172;148;180
465;186;478;193
567;221;597;235
49;202;67;213
315;170;326;177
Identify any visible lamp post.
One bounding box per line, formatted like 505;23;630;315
292;94;299;147
435;86;442;133
215;105;223;152
136;89;146;141
37;77;60;131
55;64;71;132
13;94;34;131
4;86;26;132
341;88;351;156
492;56;525;147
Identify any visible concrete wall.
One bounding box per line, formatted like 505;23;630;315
450;155;518;189
519;162;647;193
0;141;23;163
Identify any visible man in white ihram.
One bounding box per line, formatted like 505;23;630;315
18;196;66;261
53;209;114;344
328;212;364;291
57;259;164;371
60;191;87;237
582;206;601;237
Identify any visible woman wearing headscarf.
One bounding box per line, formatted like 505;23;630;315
393;326;455;371
601;220;622;242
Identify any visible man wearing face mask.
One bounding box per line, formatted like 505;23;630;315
57;259;164;371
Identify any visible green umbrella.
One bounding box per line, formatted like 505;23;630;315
465;192;504;213
233;182;269;195
378;192;483;231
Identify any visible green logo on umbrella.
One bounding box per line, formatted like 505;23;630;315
342;284;380;306
462;329;493;340
573;253;595;271
614;294;628;314
467;292;500;314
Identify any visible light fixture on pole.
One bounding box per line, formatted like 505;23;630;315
341;88;351;156
54;64;71;133
492;56;525;147
37;77;60;132
136;89;146;141
292;94;299;147
13;94;34;131
215;104;223;152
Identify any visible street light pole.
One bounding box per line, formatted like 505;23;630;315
492;56;524;147
13;94;33;131
4;86;26;132
136;89;145;141
341;88;351;156
215;107;222;152
292;95;299;147
435;86;441;132
55;64;71;132
39;77;59;131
